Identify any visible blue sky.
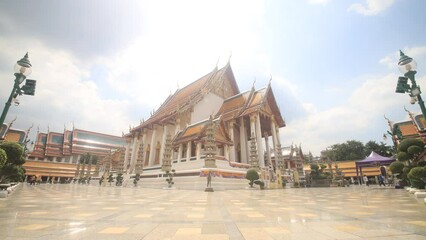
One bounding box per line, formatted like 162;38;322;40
0;0;425;156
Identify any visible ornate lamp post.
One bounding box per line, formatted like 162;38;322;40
395;50;426;120
0;53;36;127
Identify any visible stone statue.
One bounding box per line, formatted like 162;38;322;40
207;170;212;188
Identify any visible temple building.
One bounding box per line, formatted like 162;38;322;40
124;62;286;187
24;128;126;181
0;123;29;145
387;110;426;160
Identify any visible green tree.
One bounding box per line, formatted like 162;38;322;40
407;166;426;189
364;141;393;157
0;142;25;165
304;152;314;163
245;168;259;187
328;140;364;161
389;161;405;178
0;142;26;183
0;148;6;167
397;138;425;165
323;140;394;161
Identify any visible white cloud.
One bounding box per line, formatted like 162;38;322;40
0;0;270;138
280;73;409;156
0;37;132;138
101;0;268;110
348;0;394;16
307;0;332;5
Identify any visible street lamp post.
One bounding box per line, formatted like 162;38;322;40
395;50;426;120
0;53;36;128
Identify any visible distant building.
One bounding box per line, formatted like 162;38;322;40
25;128;126;181
0;123;29;145
270;144;306;180
386;110;426;161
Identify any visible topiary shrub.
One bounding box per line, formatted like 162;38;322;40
0;149;6;168
407;166;426;189
245;168;259;188
397;152;410;161
418;161;426;167
398;138;425;152
254;180;265;189
407;145;423;155
397;138;425;164
389;161;405;178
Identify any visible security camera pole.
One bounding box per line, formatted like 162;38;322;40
395;50;426;121
0;53;36;128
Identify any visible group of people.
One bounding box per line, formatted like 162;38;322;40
29;175;42;185
363;174;387;187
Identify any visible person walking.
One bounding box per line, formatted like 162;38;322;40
363;175;369;186
378;175;386;187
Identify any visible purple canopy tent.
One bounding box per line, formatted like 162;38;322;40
356;151;395;183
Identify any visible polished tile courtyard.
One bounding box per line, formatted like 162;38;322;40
0;184;425;239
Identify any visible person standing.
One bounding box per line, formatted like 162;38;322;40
363;175;369;186
378;175;385;187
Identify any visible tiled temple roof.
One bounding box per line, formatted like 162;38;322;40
129;63;239;134
217;84;285;127
173;118;232;145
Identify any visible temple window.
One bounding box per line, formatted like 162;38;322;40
154;142;161;165
191;142;196;157
144;144;150;166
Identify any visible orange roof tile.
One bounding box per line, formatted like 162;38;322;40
131;64;239;132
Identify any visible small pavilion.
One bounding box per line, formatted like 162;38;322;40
355;151;395;183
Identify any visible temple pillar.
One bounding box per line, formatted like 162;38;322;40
270;118;278;167
265;133;271;167
224;145;229;160
159;125;168;166
129;134;139;172
124;139;131;171
271;119;278;151
250;114;256;139
239;117;248;163
178;144;183;162
186;141;192;162
256;113;265;168
148;126;157;166
228;120;236;162
196;142;201;161
175;118;181;134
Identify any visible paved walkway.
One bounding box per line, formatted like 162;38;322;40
0;184;425;240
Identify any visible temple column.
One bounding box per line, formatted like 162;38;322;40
239;117;248;163
224;145;229;160
228;120;236;162
124;139;131;170
148;126;157;166
256;113;265;168
178;144;183;162
250;114;256;139
270;118;279;167
175;118;181;134
128;134;139;172
265;132;271;166
186;141;192;162
271;119;278;152
159;125;168;166
196;142;201;161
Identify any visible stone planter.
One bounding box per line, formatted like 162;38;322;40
310;179;331;187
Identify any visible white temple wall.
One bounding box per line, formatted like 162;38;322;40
191;92;223;124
